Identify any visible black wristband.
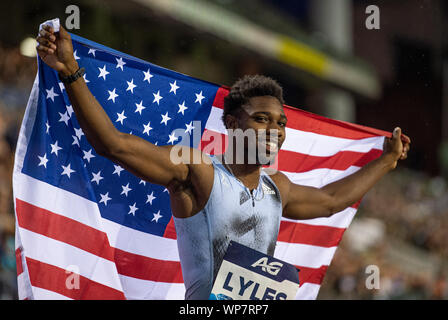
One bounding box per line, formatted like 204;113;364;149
59;67;85;84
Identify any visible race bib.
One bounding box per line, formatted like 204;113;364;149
210;241;300;300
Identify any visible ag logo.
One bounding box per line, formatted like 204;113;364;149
251;257;283;276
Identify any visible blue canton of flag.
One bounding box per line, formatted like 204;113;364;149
21;33;220;237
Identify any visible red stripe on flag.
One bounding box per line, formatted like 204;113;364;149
25;257;126;300
283;106;391;139
269;148;383;173
211;86;229;110
296;265;328;285
163;217;177;239
15;248;24;276
15;198;115;262
114;248;183;283
278;222;346;247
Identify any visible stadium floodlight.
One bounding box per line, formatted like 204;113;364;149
20;37;38;58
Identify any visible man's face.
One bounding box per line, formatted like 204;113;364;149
226;95;287;165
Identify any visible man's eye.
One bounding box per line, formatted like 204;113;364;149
255;117;268;122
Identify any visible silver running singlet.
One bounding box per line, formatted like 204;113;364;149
173;154;283;300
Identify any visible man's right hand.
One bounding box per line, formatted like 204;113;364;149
36;24;79;76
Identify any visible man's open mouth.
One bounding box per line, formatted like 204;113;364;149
259;140;279;153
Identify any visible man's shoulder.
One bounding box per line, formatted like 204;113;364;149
263;170;291;193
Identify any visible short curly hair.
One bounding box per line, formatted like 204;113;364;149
222;75;284;127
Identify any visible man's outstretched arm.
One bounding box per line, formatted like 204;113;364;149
280;127;411;220
36;24;191;187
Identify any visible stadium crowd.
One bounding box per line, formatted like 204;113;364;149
0;43;33;299
320;169;448;299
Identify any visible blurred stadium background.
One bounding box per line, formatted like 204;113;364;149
0;0;447;299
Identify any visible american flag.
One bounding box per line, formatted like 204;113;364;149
13;29;390;300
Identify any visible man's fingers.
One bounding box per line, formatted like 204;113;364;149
36;36;56;50
401;133;411;144
393;127;402;139
39;29;56;42
37;44;54;55
405;143;410;152
42;24;54;34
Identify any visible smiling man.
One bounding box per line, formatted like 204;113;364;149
36;24;410;300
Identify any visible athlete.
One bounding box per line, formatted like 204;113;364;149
36;25;410;299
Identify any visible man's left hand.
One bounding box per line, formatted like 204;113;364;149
383;127;411;169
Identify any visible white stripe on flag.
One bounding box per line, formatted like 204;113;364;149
282;206;357;229
274;241;337;269
17;272;33;300
119;274;185;300
101;218;180;261
19;227;123;292
282;166;361;188
15;173;103;231
31;287;73;300
295;283;322;300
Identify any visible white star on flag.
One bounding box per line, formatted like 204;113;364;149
185;121;195;135
58;81;65;92
116;111;127;125
115;57;126;71
160;112;171;126
135;100;146;114
128;203;138;216
177;101;188;115
146;192;156;205
98;65;110;80
195;91;205;104
72;135;80;147
152;210;163;223
82;149;95;163
61;163;75;178
73;50;80;60
88;48;97;57
91;171;104;185
113;165;124;176
46;87;59;102
66;105;74;117
50;141;62;156
121;183;132;197
99;192;111;206
58;111;70;126
107;88;119;103
153;90;163;105
37;153;49;168
126;79;137;93
143;122;153;135
169;81;179;94
74;127;84;140
167;131;178;144
143;69;154;83
45;121;50;134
